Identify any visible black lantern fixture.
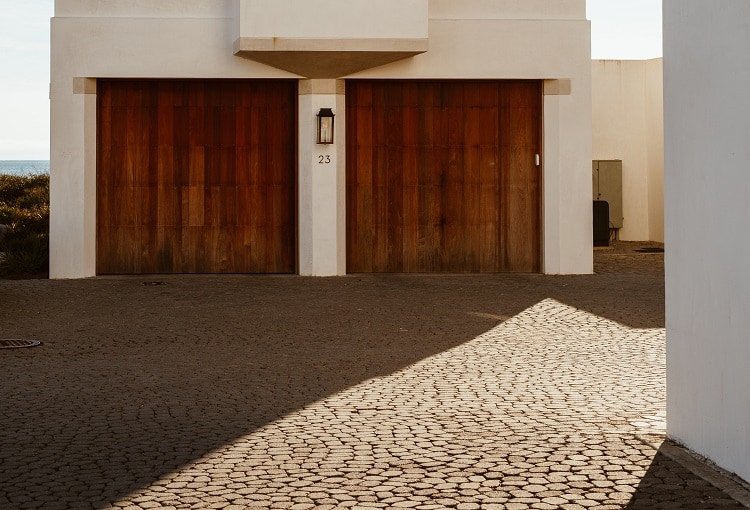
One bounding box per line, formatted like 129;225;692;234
317;108;335;144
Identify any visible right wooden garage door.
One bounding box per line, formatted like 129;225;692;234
346;80;542;273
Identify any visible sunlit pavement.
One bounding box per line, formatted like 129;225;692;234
1;244;745;509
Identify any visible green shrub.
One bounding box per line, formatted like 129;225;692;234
0;174;50;278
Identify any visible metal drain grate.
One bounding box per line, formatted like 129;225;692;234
0;339;42;350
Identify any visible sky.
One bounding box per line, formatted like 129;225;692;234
0;0;54;160
588;0;663;60
0;0;663;161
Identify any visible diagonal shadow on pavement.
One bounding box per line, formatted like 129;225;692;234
0;257;667;509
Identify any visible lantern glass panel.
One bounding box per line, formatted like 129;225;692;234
317;110;335;144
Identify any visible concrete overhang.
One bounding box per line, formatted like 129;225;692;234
234;38;428;78
233;0;429;78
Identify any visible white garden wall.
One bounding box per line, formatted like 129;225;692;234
664;0;750;483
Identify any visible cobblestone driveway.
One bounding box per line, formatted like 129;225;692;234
0;246;744;509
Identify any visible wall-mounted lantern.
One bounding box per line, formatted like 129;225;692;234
317;108;335;145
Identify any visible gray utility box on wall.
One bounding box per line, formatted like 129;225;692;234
592;160;624;229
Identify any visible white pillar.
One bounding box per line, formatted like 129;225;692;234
297;80;347;276
543;79;593;275
49;77;97;279
542;92;562;275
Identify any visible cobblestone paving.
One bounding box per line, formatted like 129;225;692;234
0;245;744;509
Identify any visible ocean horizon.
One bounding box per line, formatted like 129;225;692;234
0;160;50;176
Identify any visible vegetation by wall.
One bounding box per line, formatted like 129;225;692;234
0;174;49;278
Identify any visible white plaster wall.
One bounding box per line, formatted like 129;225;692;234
56;0;585;22
51;0;592;277
664;0;750;483
429;0;585;19
592;59;664;242
55;0;232;17
238;0;428;40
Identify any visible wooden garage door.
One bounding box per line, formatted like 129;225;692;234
97;80;297;274
346;80;541;273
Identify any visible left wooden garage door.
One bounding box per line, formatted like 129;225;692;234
97;80;297;274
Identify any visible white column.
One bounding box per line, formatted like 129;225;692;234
543;79;593;275
49;77;97;279
297;80;347;276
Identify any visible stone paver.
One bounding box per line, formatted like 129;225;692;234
0;244;744;509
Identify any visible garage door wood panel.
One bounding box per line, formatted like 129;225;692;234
97;80;296;274
346;80;541;273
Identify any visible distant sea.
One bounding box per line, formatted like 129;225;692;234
0;160;50;176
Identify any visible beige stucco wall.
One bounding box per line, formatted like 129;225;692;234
50;0;592;277
645;59;664;243
592;59;664;242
